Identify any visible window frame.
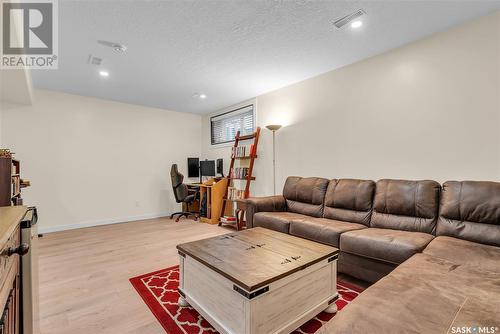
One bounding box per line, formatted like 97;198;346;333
210;104;256;146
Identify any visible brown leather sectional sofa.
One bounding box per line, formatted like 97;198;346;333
246;177;500;333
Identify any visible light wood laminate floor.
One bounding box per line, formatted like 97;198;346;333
38;218;230;334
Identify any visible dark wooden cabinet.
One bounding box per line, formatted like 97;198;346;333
0;208;27;334
0;275;20;334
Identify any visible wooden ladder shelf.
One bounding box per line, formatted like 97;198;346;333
219;127;261;229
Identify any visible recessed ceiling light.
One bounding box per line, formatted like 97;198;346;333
192;93;207;99
351;20;363;29
99;70;109;77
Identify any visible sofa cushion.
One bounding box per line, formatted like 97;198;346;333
318;253;500;334
438;181;500;247
323;179;375;226
423;236;500;274
253;212;310;233
283;176;329;217
289;217;366;247
340;228;434;264
371;179;441;234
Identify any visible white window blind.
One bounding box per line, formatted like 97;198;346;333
210;105;255;145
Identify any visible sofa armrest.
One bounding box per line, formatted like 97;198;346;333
245;195;286;228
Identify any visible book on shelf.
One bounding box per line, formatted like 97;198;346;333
220;216;237;223
227;187;246;200
231;145;255;158
11;176;20;196
229;167;249;179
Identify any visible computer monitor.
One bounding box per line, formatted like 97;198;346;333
187;158;200;178
216;158;224;177
200;160;215;178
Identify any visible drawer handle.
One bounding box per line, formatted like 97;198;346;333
7;243;29;256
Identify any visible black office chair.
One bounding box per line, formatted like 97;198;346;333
170;164;199;222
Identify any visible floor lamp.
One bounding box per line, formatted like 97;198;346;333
265;124;282;195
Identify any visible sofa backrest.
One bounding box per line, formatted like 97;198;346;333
371;179;440;234
283;176;329;217
438;181;500;246
323;179;375;225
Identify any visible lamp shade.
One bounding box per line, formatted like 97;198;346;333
265;124;282;131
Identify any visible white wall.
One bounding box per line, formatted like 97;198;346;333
1;89;202;232
202;11;500;197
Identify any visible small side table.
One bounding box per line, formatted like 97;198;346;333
234;199;247;231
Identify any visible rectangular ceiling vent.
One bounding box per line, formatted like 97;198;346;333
333;9;366;29
87;55;103;66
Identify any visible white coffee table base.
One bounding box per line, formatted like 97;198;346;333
178;253;338;334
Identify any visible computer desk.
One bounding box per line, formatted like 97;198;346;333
192;178;232;225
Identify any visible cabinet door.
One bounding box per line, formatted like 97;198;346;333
0;275;20;334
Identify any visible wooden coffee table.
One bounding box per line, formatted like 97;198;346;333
176;227;339;334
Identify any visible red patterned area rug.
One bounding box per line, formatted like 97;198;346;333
130;265;364;334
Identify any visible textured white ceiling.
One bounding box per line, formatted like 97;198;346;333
32;1;500;114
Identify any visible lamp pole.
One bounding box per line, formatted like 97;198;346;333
265;125;282;195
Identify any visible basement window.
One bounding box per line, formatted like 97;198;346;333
210;104;255;145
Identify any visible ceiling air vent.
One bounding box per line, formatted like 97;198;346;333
333;9;366;29
97;40;127;53
87;55;103;66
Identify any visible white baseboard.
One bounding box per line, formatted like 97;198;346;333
38;212;172;234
